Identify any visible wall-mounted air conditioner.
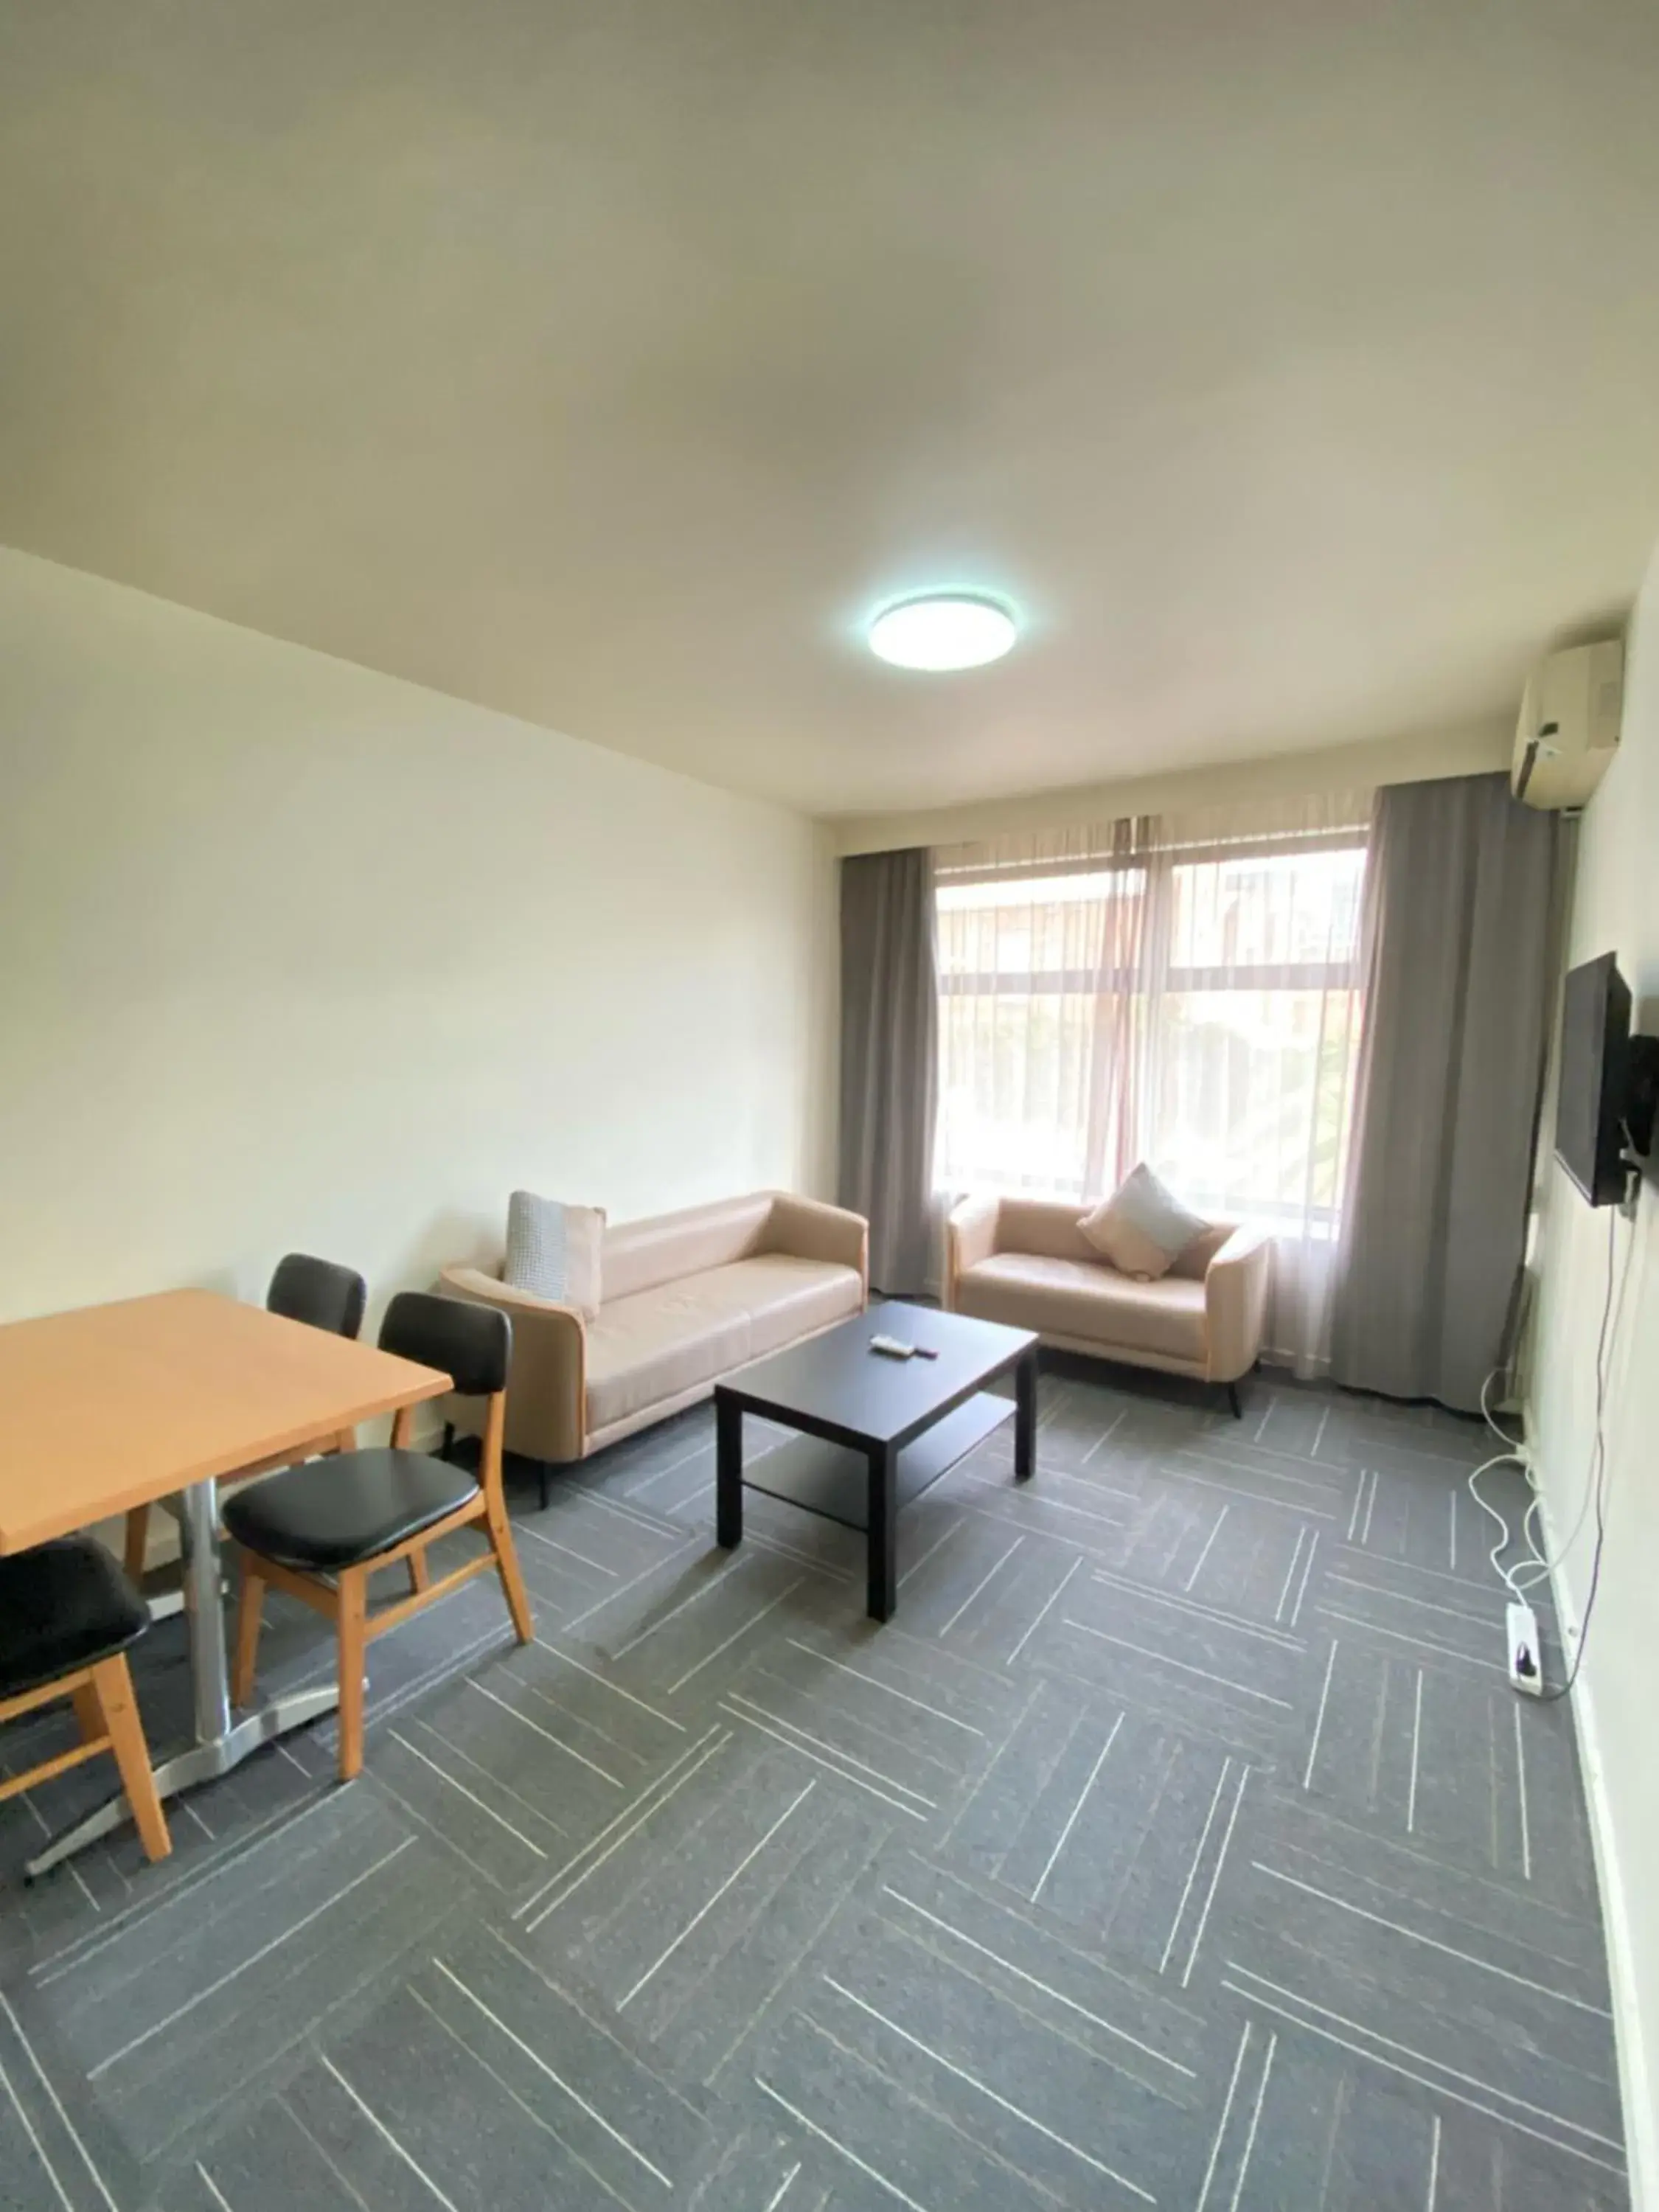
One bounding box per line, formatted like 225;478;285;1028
1512;639;1624;812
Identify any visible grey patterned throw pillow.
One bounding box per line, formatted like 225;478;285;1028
502;1192;605;1318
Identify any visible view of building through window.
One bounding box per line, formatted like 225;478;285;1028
935;836;1368;1222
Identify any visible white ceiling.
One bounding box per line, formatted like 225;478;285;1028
3;0;1658;818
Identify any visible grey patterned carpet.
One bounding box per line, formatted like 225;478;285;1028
0;1360;1627;2211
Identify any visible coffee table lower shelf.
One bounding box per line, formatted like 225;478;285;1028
741;1391;1014;1531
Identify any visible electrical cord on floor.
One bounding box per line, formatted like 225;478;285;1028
1538;1205;1632;1701
1479;1368;1526;1453
1467;1201;1635;1694
1469;1362;1540;1604
1467;1444;1533;1604
1470;1369;1541;1605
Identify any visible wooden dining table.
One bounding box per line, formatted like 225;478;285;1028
0;1288;451;1876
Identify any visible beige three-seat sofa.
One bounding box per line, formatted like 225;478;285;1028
946;1195;1272;1408
442;1191;867;1468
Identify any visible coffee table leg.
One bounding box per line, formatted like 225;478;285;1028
1015;1349;1038;1481
715;1392;743;1549
867;1441;897;1621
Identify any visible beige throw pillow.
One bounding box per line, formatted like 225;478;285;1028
1079;1164;1209;1281
502;1191;605;1319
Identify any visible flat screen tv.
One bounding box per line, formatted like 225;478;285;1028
1556;952;1635;1206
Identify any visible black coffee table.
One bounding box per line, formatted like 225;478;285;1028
714;1301;1040;1620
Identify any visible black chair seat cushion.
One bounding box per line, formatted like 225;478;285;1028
223;1449;479;1572
0;1538;150;1701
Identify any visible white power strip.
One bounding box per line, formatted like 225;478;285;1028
1507;1601;1543;1695
1470;1400;1552;1698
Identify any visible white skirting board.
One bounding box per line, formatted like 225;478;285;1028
1531;1473;1655;2210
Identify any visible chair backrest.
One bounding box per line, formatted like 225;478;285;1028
380;1291;510;1398
267;1253;367;1340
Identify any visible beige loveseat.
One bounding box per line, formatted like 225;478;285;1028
441;1192;867;1470
946;1196;1272;1411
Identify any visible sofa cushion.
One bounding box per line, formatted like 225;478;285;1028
585;1255;863;1433
737;1254;866;1358
601;1195;775;1303
955;1252;1207;1365
1079;1164;1208;1280
994;1200;1099;1264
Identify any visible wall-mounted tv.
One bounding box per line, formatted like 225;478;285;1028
1555;952;1659;1206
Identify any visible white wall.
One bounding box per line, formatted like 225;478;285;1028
1529;534;1659;2205
0;547;837;1336
834;717;1512;854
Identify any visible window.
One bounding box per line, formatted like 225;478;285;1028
934;812;1369;1229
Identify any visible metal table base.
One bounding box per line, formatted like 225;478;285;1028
26;1475;341;1879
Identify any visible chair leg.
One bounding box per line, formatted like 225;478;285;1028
123;1506;150;1584
1226;1381;1242;1419
440;1422;455;1461
90;1656;170;1863
232;1558;266;1708
407;1548;430;1596
71;1682;104;1745
335;1426;356;1455
538;1464;550;1512
484;1497;534;1646
336;1569;368;1783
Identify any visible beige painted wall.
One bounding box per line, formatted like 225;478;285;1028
0;547;837;1340
1528;534;1659;2205
833;717;1513;854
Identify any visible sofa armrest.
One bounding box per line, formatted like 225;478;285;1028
768;1194;869;1299
945;1194;1001;1309
439;1264;588;1464
1203;1227;1274;1382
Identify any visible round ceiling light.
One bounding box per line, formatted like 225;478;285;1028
868;593;1018;672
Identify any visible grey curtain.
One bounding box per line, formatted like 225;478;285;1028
1330;772;1558;1411
838;848;939;1294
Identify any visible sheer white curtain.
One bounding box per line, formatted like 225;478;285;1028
933;790;1372;1374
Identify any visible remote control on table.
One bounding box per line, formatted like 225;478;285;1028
869;1335;916;1359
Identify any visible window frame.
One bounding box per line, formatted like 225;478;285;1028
933;826;1370;1217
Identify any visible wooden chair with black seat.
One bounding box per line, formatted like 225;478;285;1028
123;1251;369;1586
0;1539;171;1865
225;1292;532;1783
